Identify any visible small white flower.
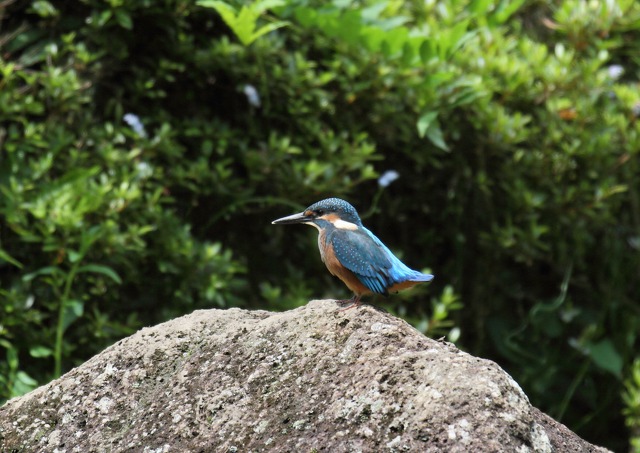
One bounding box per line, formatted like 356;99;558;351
24;295;35;309
136;161;153;179
243;84;261;107
378;170;400;188
123;113;147;138
607;65;624;80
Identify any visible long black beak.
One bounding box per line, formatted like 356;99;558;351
272;211;310;225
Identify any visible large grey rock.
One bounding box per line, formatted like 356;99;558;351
0;300;609;452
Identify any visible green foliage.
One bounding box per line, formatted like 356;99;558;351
1;0;639;451
401;285;463;341
198;0;289;46
624;358;640;452
22;225;123;378
0;0;247;397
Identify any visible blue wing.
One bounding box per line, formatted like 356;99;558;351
329;227;433;295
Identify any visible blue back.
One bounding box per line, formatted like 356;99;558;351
328;226;433;295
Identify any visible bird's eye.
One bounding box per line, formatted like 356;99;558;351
315;209;324;216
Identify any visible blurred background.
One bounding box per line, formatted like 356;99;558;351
1;0;639;450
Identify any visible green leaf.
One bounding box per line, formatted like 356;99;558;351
588;339;623;378
114;9;133;30
77;264;122;284
417;111;438;138
62;299;84;332
233;6;261;45
469;0;493;15
6;345;18;369
439;19;471;59
198;0;287;46
425;120;449;151
30;0;58;18
97;9;112;27
401;41;415;66
30;346;53;358
381;27;408;57
249;21;288;43
68;249;82;263
492;0;527;24
199;1;241;30
23;266;63;282
12;371;39;397
0;248;23;268
419;39;434;64
294;7;317;27
252;0;286;13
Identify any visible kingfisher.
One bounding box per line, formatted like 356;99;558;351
272;198;434;307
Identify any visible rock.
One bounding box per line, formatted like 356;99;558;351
0;300;610;452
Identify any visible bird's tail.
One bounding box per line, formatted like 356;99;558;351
409;272;434;282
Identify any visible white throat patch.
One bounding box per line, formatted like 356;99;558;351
333;219;359;230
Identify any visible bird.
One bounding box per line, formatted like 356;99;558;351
272;198;434;307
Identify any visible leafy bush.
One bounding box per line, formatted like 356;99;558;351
0;1;247;395
624;359;640;452
1;0;639;450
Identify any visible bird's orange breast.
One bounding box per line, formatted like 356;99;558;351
319;230;371;296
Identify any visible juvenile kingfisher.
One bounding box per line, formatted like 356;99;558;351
272;198;434;307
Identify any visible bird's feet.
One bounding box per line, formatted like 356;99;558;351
336;295;362;311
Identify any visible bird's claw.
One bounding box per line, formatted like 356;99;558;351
336;296;362;311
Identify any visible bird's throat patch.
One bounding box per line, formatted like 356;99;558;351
318;213;359;230
334;219;359;230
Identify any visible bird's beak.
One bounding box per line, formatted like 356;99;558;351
272;211;311;225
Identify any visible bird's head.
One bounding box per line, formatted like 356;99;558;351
272;198;363;231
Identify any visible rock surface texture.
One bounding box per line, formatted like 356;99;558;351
0;300;610;452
